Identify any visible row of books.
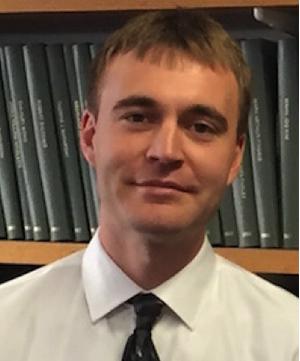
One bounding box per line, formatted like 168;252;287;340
0;38;298;248
0;42;102;242
208;38;298;249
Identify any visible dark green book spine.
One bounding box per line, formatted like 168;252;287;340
241;39;280;248
206;210;223;246
232;136;260;247
73;43;98;208
72;43;99;233
278;38;299;249
0;193;6;239
63;44;97;235
89;43;102;59
0;53;24;240
4;45;49;241
23;44;73;241
219;185;238;247
46;44;90;241
0;47;30;240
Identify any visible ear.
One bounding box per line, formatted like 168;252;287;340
80;110;97;167
226;134;246;185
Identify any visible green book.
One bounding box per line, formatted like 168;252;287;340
0;55;24;240
89;42;103;59
0;47;31;240
23;43;73;241
232;135;260;247
219;185;238;247
4;44;50;241
0;193;6;239
278;38;299;249
63;44;98;235
46;44;90;241
72;43;99;232
241;39;280;248
206;210;223;246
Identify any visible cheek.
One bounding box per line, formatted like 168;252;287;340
93;138;135;186
192;147;235;187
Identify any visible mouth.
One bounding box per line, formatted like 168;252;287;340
135;180;196;193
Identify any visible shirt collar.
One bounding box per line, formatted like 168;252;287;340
82;229;217;329
82;229;142;323
152;238;216;330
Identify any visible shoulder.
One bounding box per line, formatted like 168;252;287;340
0;250;84;314
0;250;86;359
212;254;298;358
215;254;298;304
214;254;298;327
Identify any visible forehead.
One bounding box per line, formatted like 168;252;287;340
100;51;239;117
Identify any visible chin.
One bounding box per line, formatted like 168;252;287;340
129;216;194;236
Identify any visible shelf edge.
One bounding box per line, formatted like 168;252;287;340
0;0;297;14
0;241;298;274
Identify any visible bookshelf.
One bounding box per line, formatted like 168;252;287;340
0;0;298;277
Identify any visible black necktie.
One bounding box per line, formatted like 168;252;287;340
122;293;164;361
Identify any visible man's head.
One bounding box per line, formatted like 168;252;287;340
80;10;249;243
87;10;251;138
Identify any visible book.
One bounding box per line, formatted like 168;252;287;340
89;43;103;59
4;44;50;241
219;186;239;247
241;39;280;248
278;38;299;249
0;193;6;239
64;43;98;235
0;47;31;240
23;43;73;241
72;43;99;229
46;44;90;241
206;210;223;246
232;135;260;247
0;54;24;240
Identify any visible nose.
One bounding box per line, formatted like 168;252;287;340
145;118;184;165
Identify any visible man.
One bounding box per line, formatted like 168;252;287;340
0;10;298;361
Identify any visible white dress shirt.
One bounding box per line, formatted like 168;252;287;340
0;229;298;361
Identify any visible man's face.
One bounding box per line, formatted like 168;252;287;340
81;51;244;237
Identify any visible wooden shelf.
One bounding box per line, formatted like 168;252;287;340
215;247;298;274
0;241;298;274
0;0;297;14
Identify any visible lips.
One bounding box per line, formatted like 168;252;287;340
135;179;196;193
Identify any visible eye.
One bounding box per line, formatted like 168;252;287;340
192;121;216;134
122;113;147;123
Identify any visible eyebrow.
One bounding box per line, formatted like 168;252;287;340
112;95;159;111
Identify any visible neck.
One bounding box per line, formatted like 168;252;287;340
98;221;205;290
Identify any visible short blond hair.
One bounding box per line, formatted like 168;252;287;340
88;9;251;137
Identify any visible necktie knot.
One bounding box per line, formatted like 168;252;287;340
130;293;164;330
